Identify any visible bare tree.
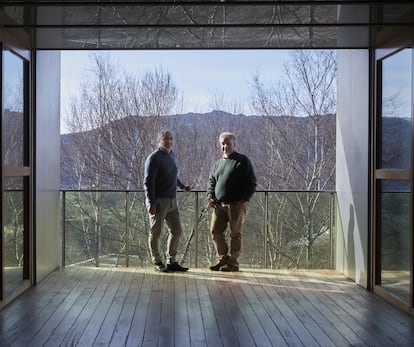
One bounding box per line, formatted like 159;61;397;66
250;50;336;269
62;54;181;266
209;92;247;115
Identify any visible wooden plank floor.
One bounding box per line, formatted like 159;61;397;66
1;267;414;346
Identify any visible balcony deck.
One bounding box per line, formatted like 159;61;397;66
1;267;414;347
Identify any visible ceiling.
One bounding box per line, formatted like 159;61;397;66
1;1;413;49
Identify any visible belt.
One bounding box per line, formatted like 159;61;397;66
218;202;231;208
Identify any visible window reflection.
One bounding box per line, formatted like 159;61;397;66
380;180;410;303
381;48;412;169
3;50;25;167
3;177;25;297
2;49;29;299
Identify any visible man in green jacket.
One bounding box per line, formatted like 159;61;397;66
207;132;257;272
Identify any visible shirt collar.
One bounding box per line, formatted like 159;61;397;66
159;146;172;154
223;151;237;159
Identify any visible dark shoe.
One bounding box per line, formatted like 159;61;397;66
154;262;168;272
220;263;239;272
209;256;228;271
166;262;189;272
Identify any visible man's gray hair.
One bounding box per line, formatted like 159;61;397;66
219;132;236;141
158;129;172;140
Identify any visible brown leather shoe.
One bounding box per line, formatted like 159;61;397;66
209;256;228;271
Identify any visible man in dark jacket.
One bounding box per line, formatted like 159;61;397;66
144;130;190;273
207;132;257;272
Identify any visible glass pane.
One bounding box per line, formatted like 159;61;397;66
266;191;335;269
3;177;25;297
62;191;335;270
380;180;410;303
381;48;412;169
3;49;25;167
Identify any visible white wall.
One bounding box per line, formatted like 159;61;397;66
35;51;61;282
336;50;370;288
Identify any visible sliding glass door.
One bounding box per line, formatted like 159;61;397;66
374;45;413;311
1;44;32;302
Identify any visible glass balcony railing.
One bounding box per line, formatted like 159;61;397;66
60;190;336;270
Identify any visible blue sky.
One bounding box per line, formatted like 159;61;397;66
3;50;24;112
382;48;411;119
60;50;292;120
60;49;412;133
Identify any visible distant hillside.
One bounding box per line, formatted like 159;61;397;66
61;110;337;191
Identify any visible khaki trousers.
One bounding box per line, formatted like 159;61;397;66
210;201;247;266
148;198;182;264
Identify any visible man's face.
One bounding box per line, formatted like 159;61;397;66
159;131;173;152
220;136;235;158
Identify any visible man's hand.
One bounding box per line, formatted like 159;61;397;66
209;198;218;208
238;200;249;211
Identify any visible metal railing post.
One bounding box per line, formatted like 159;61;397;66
329;192;335;270
96;191;100;267
61;191;66;267
125;191;130;267
194;191;199;268
264;191;268;269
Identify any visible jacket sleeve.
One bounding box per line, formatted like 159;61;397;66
207;162;217;199
177;178;185;189
143;155;157;206
243;157;257;201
